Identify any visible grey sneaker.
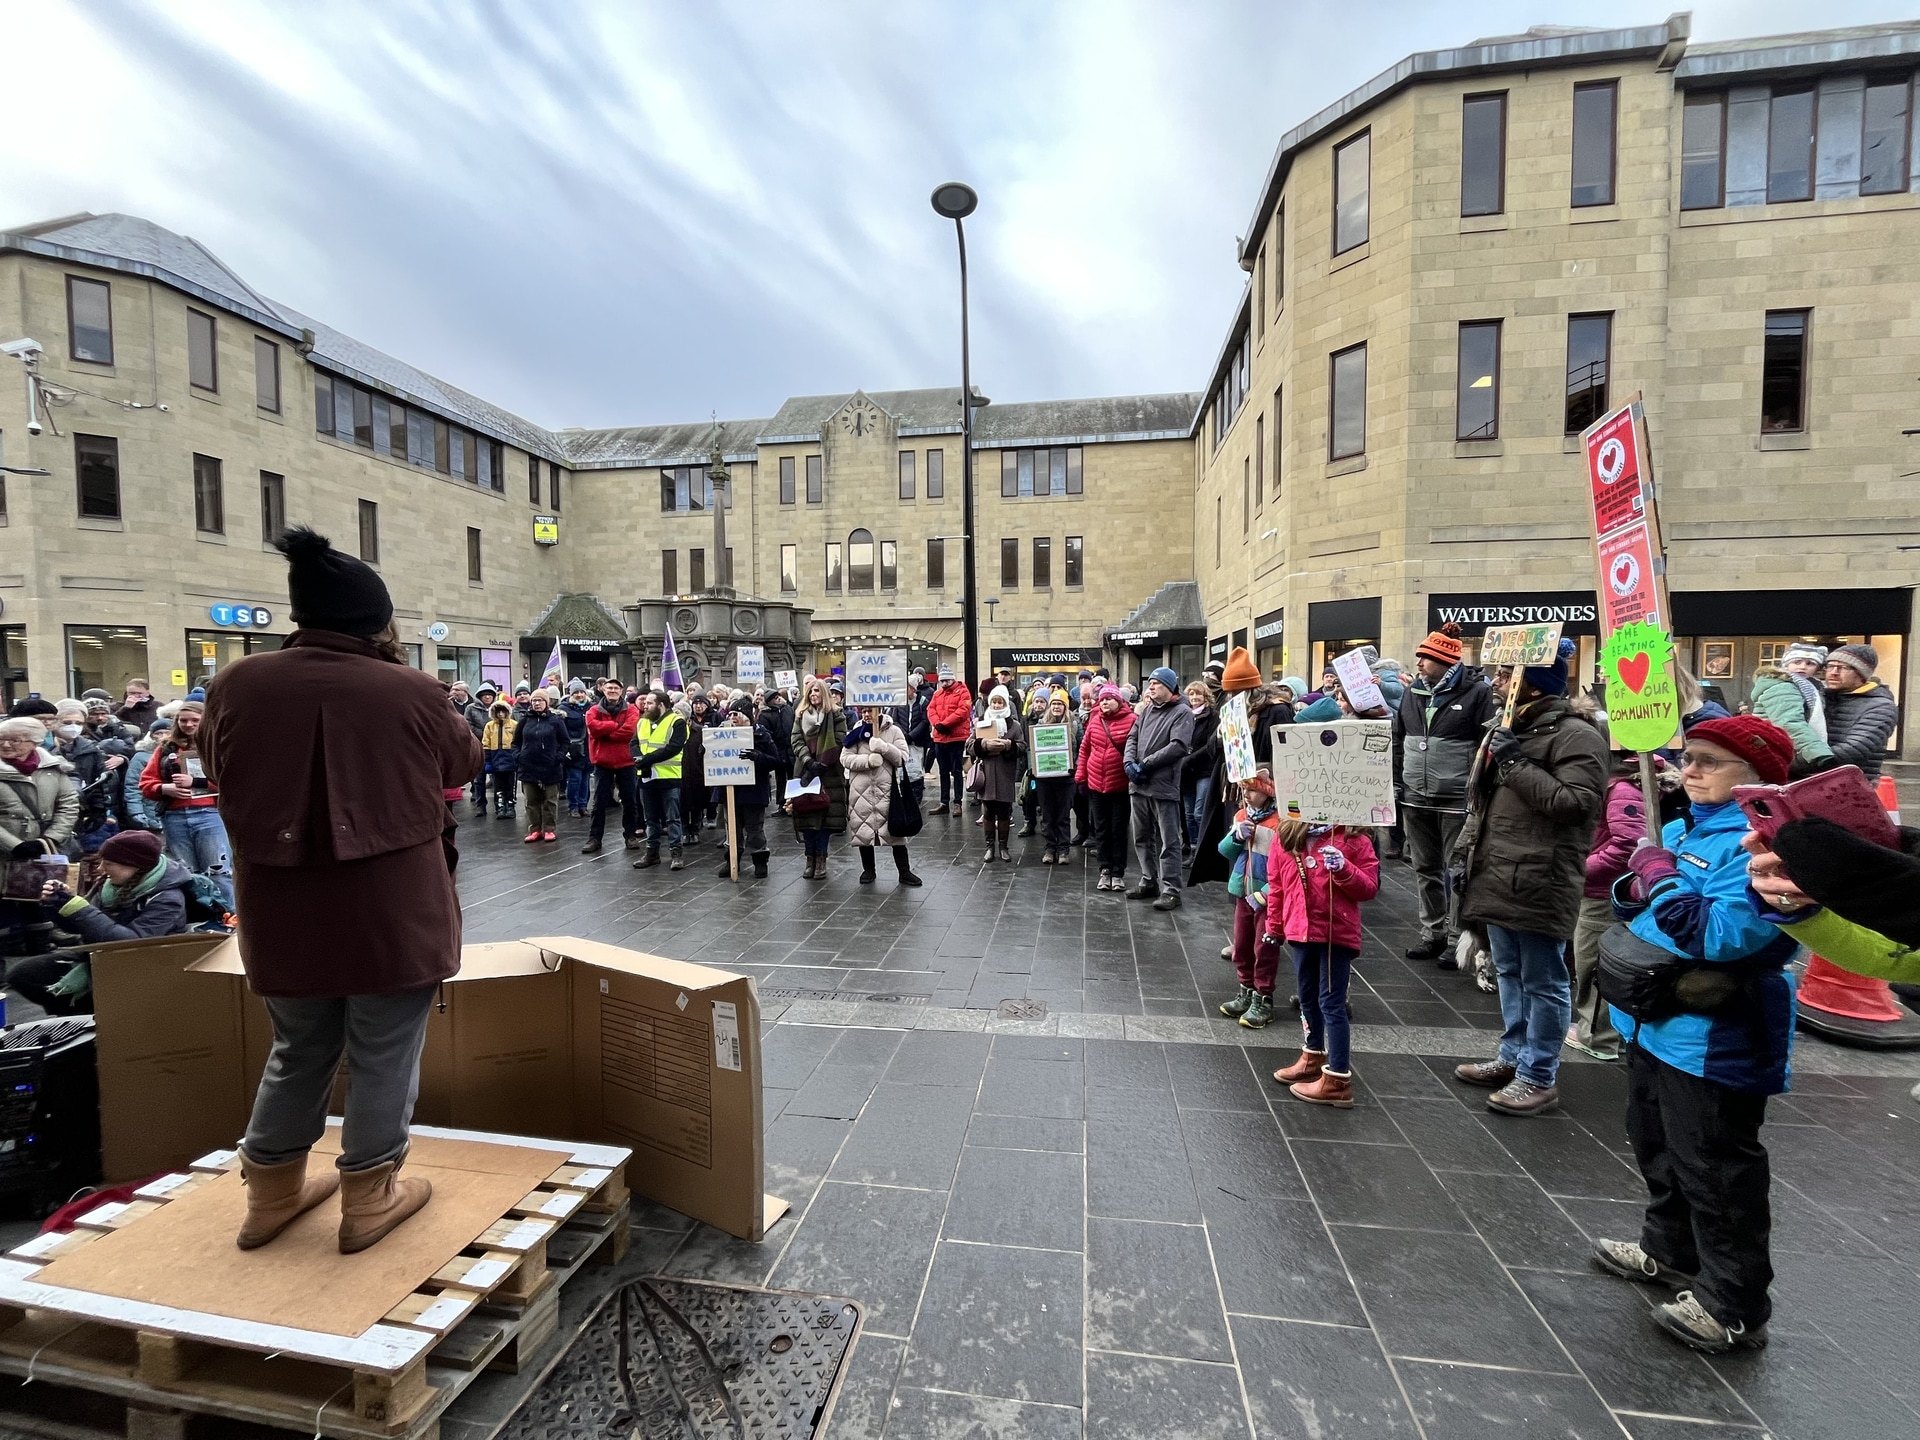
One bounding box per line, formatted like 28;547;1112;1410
1220;943;1234;960
1652;1291;1768;1354
1219;986;1255;1019
1591;1238;1690;1289
1486;1078;1560;1116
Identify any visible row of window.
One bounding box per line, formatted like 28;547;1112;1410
64;277;286;419
659;547;736;594
770;534;1088;597
351;500;480;583
660;464;727;514
314;374;512;493
768;449;954;507
1682;75;1914;209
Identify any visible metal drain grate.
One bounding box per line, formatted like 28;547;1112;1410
759;988;929;1006
497;1276;861;1439
997;999;1047;1021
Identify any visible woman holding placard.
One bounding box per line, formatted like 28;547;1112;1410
1032;689;1081;865
841;707;922;887
789;677;848;880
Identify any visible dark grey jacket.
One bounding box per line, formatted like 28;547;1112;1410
1394;666;1498;809
1125;699;1194;801
1824;682;1898;780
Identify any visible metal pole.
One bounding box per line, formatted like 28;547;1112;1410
956;220;980;700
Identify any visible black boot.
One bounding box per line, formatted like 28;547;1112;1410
858;845;877;884
751;851;769;878
1017;818;1036;837
714;849;734;878
996;820;1012;864
632;848;661;870
893;845;921;887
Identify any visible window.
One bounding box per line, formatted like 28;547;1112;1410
998;446;1083;497
805;454;822;504
1064;536;1084;588
1329;343;1367;460
192;454;223;534
358;499;379;564
450;430;470;481
880;540;897;591
259;471;284;544
1861;78;1912;195
333;379;355;443
1215;497;1222;566
662;549;678;593
659;465;716;513
1333;130;1370;253
824;542;842;592
434;420;451;474
549;465;562;512
689;548;706;592
67;277;113;364
407;410;432;466
531;457;542;504
1565;312;1612;433
1254;416;1264;514
1762;310;1810;433
353;389;374;449
927;448;944;498
1254;246;1266;340
1681;93;1726;209
1001;536;1019;588
1272;385;1283;495
466;527;483;585
314;375;333;435
1461;92;1507;216
187;308;217;391
779;455;795;505
475;435;492;488
1456;321;1502;440
1571;81;1618;206
926;538;945;589
847;529;874;591
1033;536;1051;588
898;450;915;499
388;401;407;457
779;544;797;593
1767;86;1815;203
254;338;280;413
1274;202;1285;307
75;434;120;519
487;441;504;493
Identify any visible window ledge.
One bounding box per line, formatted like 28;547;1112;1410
195;531;227;545
1325;455;1368;478
77;516;125;532
256;409;283;426
191;388;223;404
69;359;116;374
1453;439;1505;458
1330;242;1370;274
1459;213;1508;233
1759;431;1811;452
1562;434;1584;453
1569;204;1621;224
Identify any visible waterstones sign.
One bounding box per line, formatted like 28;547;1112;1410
1426;593;1599;638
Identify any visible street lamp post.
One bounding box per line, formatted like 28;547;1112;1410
931;182;980;693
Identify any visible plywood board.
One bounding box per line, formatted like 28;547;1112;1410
34;1133;556;1340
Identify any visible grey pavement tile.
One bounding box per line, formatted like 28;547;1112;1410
977;1056;1086;1119
660;1220;779;1286
992;1034;1083;1061
1088;1113;1201;1223
1086;1216;1231;1362
1292;1139;1472;1232
761;1023;842;1089
1083;1036;1172;1089
1709;1329;1920;1440
1476;1114;1647;1201
883;1028;992;1087
827;1335;903;1440
1201;1193;1368;1327
785;1062;886;1121
1085;1351;1247;1440
1231;1316;1419;1439
1768;1250;1920;1382
1346;1050;1459;1098
1615;1420;1769;1440
1179;1107;1310;1202
1163;1042;1269;1112
945;1146;1085;1251
1396;1360;1620;1439
1379;1095;1528;1173
765;1112;856;1209
965;1113;1084;1153
1271;1077;1412;1145
904;1242;1083;1405
829;1083;977;1189
1436;1170;1594;1271
770;1181;947;1335
1086;1082;1180;1122
883;1388;1082;1439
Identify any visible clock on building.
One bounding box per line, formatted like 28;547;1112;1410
837;397;883;438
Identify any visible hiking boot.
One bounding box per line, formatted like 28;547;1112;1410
234;1153;338;1251
1405;935;1448;961
997;842;1013;863
1240;990;1275;1028
1273;1050;1325;1085
1017;821;1036;837
338;1159;432;1255
1487;1078;1560;1116
1454;1058;1517;1088
632;848;661;870
1291;1070;1354;1108
752;852;769;879
1153;890;1182;911
1652;1292;1768;1354
1039;850;1056;865
1219;985;1255;1019
1591;1239;1691;1290
1128;881;1159;901
668;847;685;871
624;836;644;851
580;840;603;855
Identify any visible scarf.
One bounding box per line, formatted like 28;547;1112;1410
100;856;168;908
800;706;826;736
10;748;39;775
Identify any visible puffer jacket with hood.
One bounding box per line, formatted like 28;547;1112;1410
48;855;196;944
928;682;975;743
0;753;80;855
1395;662;1498;806
1824;680;1898;779
842;716;910;846
1748;665;1831;770
1075;698;1136;794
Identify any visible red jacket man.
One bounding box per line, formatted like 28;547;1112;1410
928;679;974;744
580;678;642;853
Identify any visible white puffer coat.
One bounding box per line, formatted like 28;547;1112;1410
842;718;910;847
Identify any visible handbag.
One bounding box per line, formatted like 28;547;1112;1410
966;759;986;795
888;766;924;838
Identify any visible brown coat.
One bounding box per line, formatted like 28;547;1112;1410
201;629;481;999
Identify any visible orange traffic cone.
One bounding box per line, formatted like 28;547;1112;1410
1795;773;1920;1050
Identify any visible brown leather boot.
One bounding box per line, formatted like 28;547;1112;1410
1272;1049;1325;1086
337;1159;432;1254
235;1153;339;1251
1291;1069;1355;1108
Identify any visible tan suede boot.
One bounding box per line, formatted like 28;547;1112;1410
337;1159;432;1254
235;1153;340;1251
1272;1049;1326;1086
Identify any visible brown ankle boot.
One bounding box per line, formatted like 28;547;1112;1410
337;1159;432;1254
1273;1049;1326;1086
1291;1069;1355;1108
235;1153;339;1250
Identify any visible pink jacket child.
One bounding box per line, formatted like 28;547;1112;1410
1584;769;1653;899
1263;825;1381;949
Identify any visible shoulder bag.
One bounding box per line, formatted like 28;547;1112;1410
888;764;924;837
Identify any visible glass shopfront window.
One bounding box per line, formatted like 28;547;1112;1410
185;629;284;681
436;645;514;693
66;625;149;698
1;627;28;711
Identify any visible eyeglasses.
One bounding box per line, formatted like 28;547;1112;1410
1679;750;1729;772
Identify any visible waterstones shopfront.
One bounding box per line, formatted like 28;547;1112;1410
1426;592;1602;690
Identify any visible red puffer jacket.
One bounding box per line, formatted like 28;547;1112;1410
1074;707;1136;794
584;700;640;767
1584;774;1648;899
1264;827;1379;949
928;683;975;743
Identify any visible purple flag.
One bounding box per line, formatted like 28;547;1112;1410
659;626;684;690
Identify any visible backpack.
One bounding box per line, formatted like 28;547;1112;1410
184;873;234;931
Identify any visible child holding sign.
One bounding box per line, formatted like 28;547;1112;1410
1215;768;1283;1028
1264;818;1380;1107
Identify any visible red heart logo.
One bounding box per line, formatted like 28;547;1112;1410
1617;652;1651;694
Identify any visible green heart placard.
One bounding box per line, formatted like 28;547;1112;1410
1601;620;1681;752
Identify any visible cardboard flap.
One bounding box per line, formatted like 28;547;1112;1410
182;935;246;974
454;941;564;981
525;935;738;992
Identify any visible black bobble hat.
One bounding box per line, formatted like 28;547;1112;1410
275;526;394;636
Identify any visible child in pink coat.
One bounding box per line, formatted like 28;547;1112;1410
1262;819;1380;1107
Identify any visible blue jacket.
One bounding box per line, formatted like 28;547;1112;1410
1216;803;1279;898
1615;799;1797;1094
1293;695;1343;723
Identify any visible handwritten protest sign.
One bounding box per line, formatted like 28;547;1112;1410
1480;622;1563;668
1601;620;1682;752
1218;694;1258;782
735;645;765;685
1330;650;1386;715
1031;724;1072;778
1268;719;1396;826
702;725;754;787
846;649;909;707
774;668;798;691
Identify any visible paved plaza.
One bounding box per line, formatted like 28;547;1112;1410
450;804;1920;1440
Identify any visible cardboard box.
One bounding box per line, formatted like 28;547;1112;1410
89;935;784;1241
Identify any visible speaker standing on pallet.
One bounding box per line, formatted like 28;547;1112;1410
201;527;482;1254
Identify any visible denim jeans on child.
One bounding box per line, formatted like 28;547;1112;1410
1290;942;1358;1073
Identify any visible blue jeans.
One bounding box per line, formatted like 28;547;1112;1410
1489;923;1573;1087
162;807;234;909
1290;943;1357;1073
641;780;682;850
565;759;591;813
1182;774;1213;850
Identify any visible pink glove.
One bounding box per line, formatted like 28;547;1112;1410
1627;842;1679;892
1318;845;1346;874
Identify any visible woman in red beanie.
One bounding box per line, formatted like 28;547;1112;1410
19;828;197;1013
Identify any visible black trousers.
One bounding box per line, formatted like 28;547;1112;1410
1038;778;1075;851
1089;789;1130;876
588;765;640;842
1625;1045;1774;1329
8;950;92;1015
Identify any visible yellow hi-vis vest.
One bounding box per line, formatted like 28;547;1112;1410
636;713;685;782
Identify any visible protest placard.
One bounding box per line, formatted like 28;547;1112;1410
1479;622;1564;667
774;668;798;692
702;725;754;787
1268;719;1396;826
735;645;765;685
1218;694;1258;782
846;649;909;707
1330;650;1386;715
1031;724;1072;778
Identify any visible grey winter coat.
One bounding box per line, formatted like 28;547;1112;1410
1125;698;1194;800
1395;666;1498;808
843;719;911;846
1824;681;1898;780
0;755;81;856
1458;696;1609;941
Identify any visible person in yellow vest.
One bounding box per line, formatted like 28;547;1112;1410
631;688;689;872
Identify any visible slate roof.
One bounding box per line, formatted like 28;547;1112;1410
523;593;630;642
976;392;1199;448
558;418;770;470
1113;580;1206;635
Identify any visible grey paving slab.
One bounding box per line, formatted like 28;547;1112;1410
1086;1216;1230;1362
1084;1352;1246;1440
904;1241;1084;1405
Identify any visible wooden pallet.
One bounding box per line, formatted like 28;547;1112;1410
0;1125;632;1440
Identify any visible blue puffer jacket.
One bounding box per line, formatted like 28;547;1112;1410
1614;799;1798;1094
1216;803;1280;899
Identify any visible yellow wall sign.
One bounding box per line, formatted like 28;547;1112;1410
169;669;189;688
200;641;219;660
533;516;559;545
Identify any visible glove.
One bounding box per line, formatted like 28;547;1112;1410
1231;819;1253;843
1318;845;1346;874
1244;891;1265;911
1488;729;1524;769
1260;931;1278;947
47;963;92;1002
1627;841;1680;894
1124;761;1144;783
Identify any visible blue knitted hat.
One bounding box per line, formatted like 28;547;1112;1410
1522;638;1577;697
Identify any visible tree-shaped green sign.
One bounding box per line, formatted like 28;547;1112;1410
1601;619;1682;752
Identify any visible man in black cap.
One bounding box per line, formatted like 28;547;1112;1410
202;527;480;1255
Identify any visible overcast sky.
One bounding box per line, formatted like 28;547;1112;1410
1;1;1909;431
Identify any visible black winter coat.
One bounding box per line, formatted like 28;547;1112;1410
1182;707;1221;783
512;710;571;786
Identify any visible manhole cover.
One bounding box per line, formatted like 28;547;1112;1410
497;1276;861;1440
997;999;1047;1021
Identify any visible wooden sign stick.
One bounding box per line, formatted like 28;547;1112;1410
727;787;739;882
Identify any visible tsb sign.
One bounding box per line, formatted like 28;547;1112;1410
208;603;273;629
